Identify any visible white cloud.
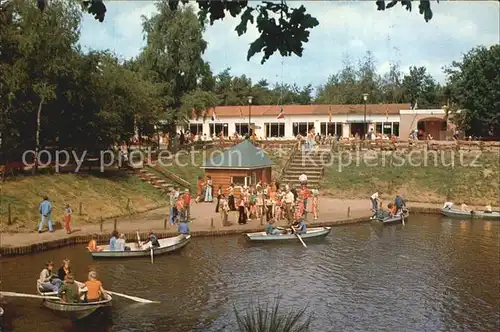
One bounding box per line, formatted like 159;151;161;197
79;1;499;88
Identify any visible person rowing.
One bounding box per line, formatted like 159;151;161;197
140;230;160;249
292;217;307;235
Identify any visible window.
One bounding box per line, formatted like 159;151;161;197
189;123;203;135
393;122;400;136
320;122;340;136
376;122;383;134
235;123;249;135
210;123;228;136
293;122;314;136
383;122;392;135
265;123;285;137
232;176;249;186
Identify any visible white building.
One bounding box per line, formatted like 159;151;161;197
182;104;450;140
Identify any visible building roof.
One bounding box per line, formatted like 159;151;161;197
193;103;410;120
202;140;275;170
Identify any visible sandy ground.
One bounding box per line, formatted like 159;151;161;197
0;197;470;248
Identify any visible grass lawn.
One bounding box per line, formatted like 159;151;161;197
0;170;165;232
323;151;499;205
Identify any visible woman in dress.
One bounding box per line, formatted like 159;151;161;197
204;175;213;202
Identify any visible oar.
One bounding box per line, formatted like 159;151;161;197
290;226;307;248
150;247;154;264
0;291;60;301
106;291;159;304
401;213;405;226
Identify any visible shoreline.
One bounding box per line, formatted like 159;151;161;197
0;202;443;256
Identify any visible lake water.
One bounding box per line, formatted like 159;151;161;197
0;215;498;332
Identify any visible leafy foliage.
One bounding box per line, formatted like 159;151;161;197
34;0;436;63
233;299;312;332
315;51;445;107
444;45;500;137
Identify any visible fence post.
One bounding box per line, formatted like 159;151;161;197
79;202;82;216
126;198;130;210
210;217;214;229
164;218;167;229
7;204;11;225
347;206;351;217
100;217;103;232
113;219;117;231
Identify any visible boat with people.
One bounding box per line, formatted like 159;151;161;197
37;282;112;320
440;208;500;220
376;208;410;225
89;234;191;258
245;227;331;242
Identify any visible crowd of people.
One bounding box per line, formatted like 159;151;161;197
38;260;107;304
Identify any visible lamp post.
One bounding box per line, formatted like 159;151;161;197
362;93;369;139
247;96;253;137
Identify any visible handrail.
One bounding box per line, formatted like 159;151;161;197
149;164;191;189
278;142;299;182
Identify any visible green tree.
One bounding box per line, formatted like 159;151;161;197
138;1;218;132
445;45;500;137
401;66;441;108
0;0;81;166
35;0;436;64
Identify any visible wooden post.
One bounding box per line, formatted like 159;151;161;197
126;198;130;210
100;217;103;232
164;218;167;229
79;202;82;215
7;204;11;225
113;219;117;231
260;212;264;226
347;206;351;217
210;217;214;229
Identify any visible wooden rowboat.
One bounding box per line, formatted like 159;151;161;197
440;208;500;220
90;234;190;258
37;282;112;320
376;209;410;225
245;227;331;242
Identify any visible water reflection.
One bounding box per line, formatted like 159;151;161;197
0;215;498;332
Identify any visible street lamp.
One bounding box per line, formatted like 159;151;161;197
247;96;253;137
362;93;369;140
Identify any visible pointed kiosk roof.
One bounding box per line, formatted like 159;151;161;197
202;140;275;170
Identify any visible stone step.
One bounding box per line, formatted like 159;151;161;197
160;183;173;188
287;166;324;171
152;179;167;184
285;170;323;175
139;169;148;173
281;177;322;183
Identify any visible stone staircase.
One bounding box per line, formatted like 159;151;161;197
280;147;332;188
129;169;176;192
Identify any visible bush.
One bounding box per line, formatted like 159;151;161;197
233;299;311;332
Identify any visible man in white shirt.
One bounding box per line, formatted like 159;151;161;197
443;201;454;210
299;173;308;185
284;188;295;223
370;191;380;213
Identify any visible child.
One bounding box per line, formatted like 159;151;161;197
265;194;274;222
220;195;230;226
59;274;80;303
183;189;191;219
312;188;319;220
64;203;72;234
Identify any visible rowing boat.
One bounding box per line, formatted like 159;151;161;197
245;227;331;242
440;208;500;220
376;209;410;225
90;234;190;258
37;282;111;320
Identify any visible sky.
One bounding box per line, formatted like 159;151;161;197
79;1;499;90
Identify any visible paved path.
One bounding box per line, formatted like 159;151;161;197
0;197;477;248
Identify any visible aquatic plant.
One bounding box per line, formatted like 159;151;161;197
233;299;312;332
